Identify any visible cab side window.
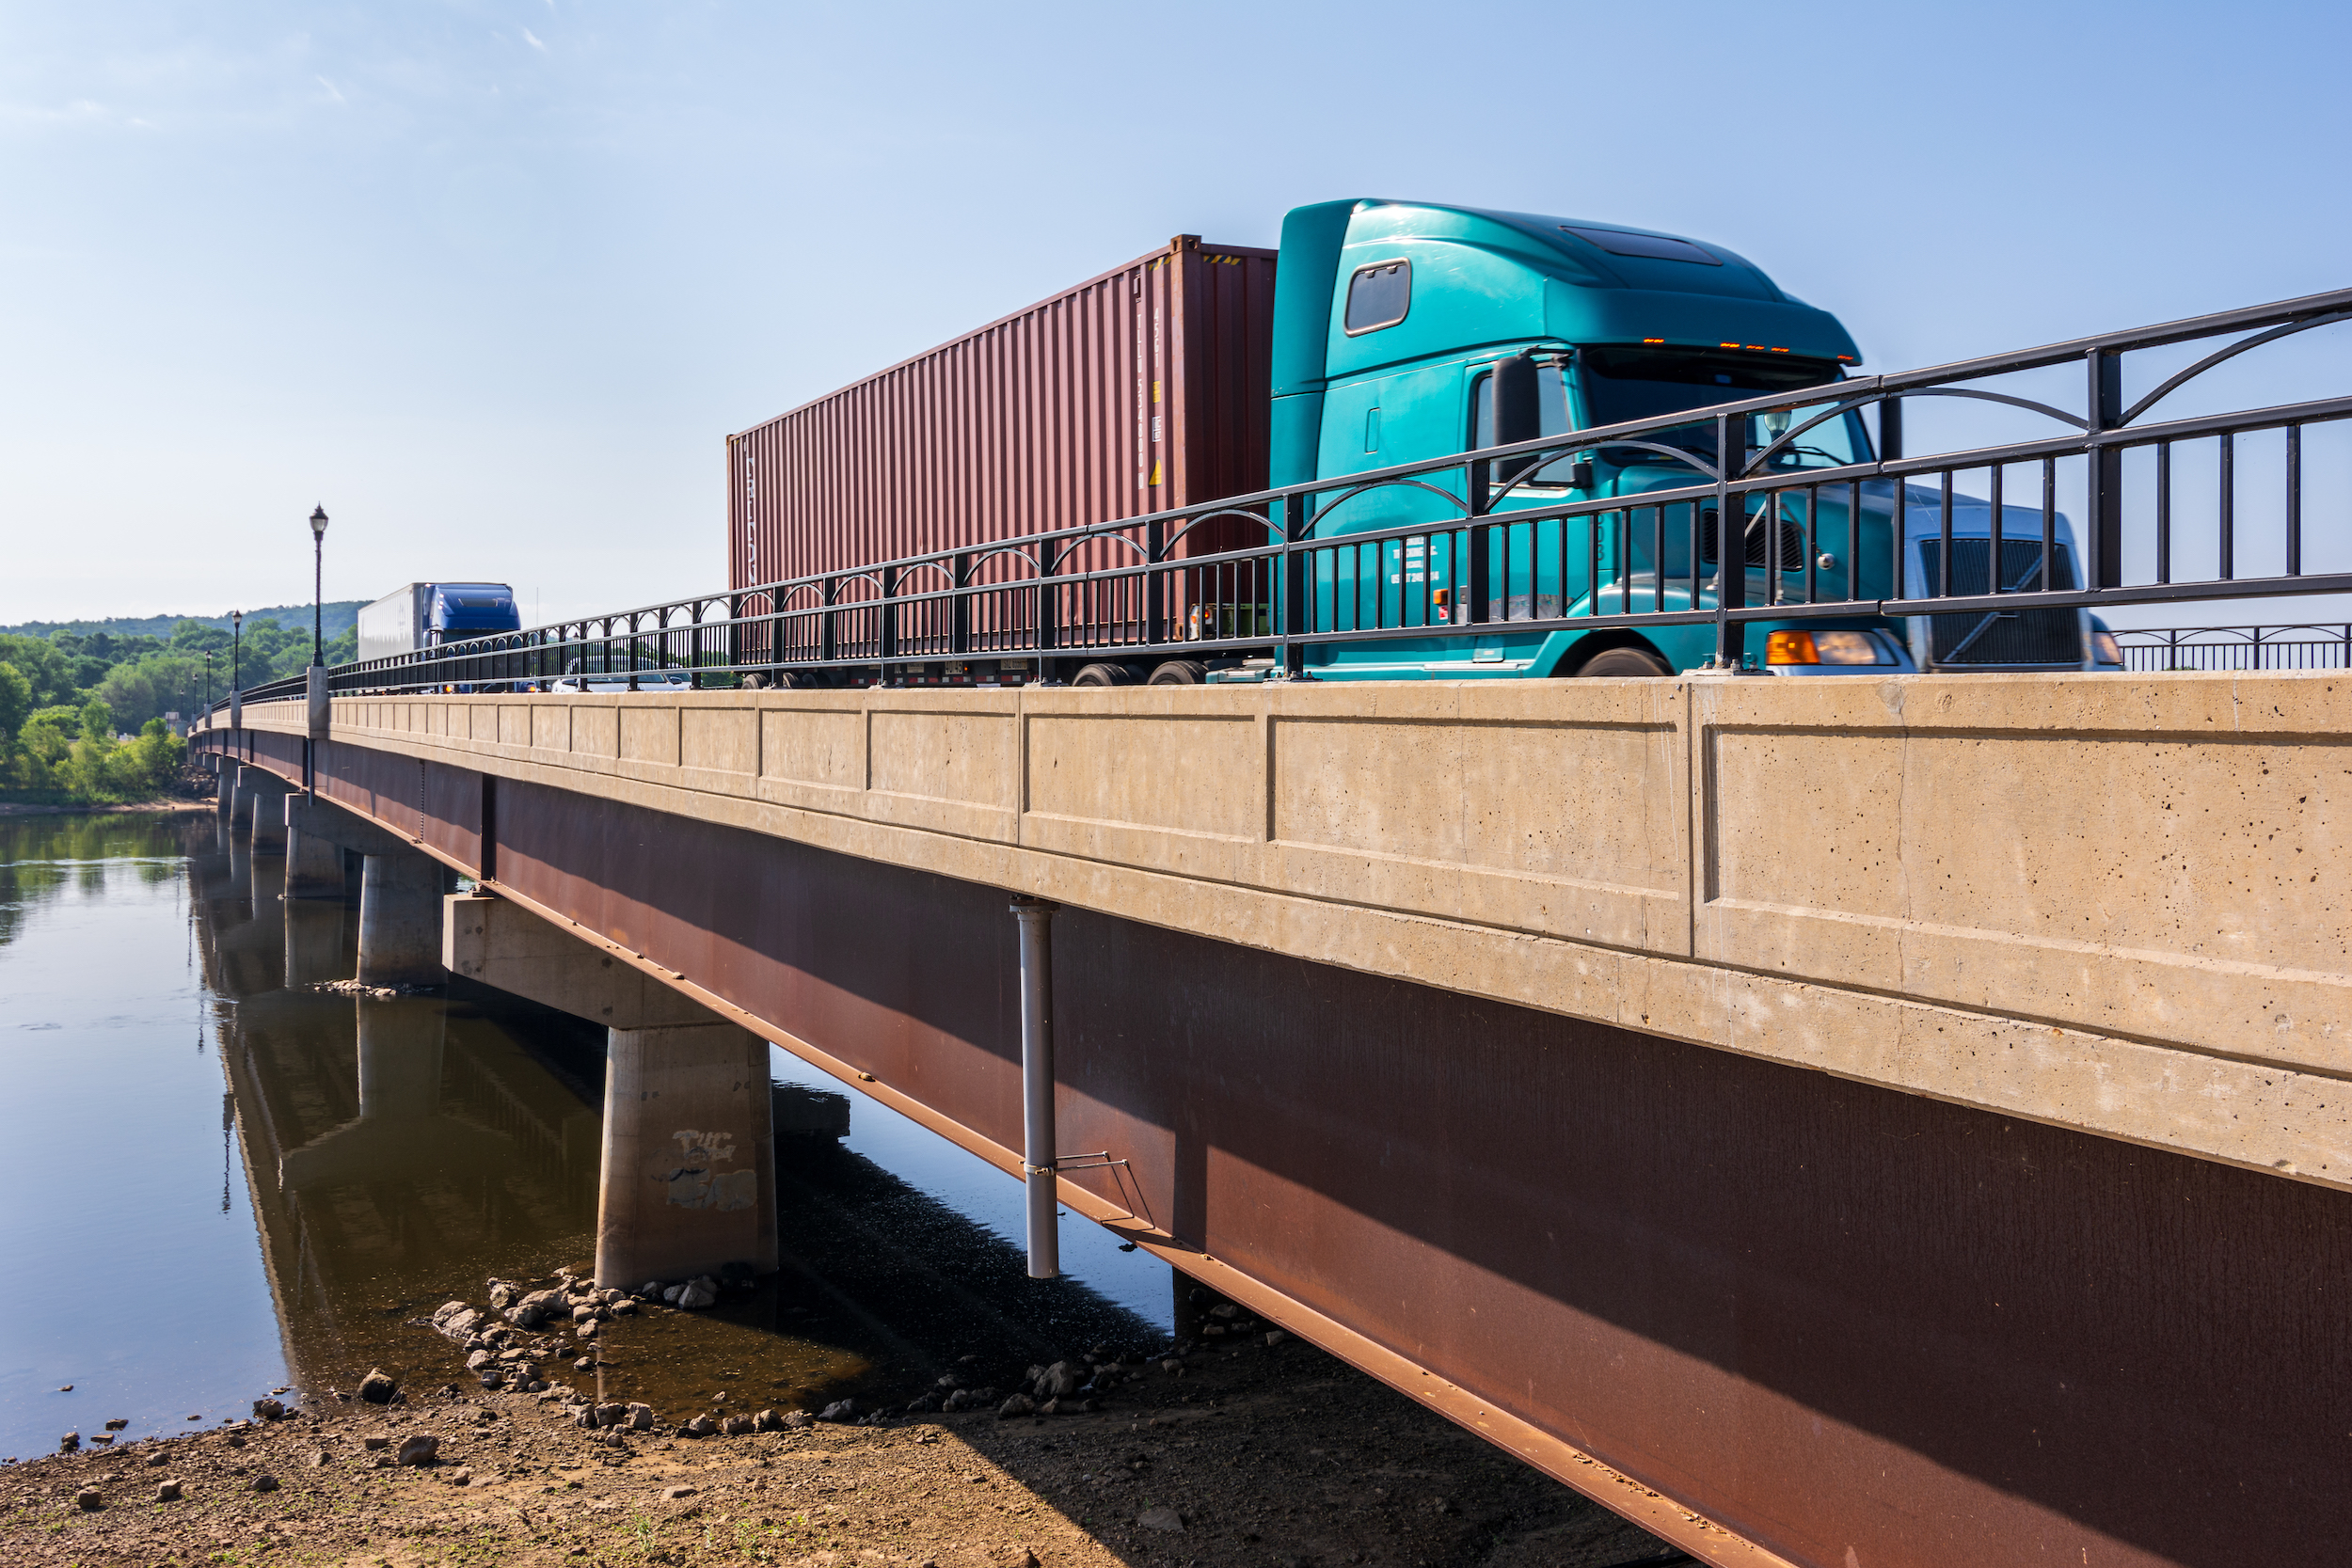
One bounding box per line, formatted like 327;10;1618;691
1344;261;1411;334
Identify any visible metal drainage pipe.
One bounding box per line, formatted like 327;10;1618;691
1011;895;1059;1279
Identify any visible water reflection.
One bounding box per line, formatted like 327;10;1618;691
1;812;1166;1463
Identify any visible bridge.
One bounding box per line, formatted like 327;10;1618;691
186;290;2352;1567
191;662;2348;1568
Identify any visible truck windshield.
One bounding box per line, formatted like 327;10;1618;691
1578;346;1871;472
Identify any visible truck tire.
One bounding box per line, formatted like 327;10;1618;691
1147;660;1208;685
1073;662;1137;687
1572;644;1672;677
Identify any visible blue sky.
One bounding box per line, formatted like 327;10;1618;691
5;1;2347;627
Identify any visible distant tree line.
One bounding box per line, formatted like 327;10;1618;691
0;609;358;803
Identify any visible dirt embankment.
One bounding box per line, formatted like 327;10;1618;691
0;1328;1680;1568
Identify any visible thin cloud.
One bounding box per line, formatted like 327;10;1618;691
521;28;548;52
315;75;344;103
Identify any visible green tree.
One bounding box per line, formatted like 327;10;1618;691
0;635;76;707
94;651;206;731
0;662;30;746
168;619;230;654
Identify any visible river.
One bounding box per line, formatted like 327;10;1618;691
0;811;1168;1464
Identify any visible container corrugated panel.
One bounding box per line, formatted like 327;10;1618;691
727;237;1278;657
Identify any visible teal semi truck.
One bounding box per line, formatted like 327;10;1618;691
724;199;2123;688
1255;198;2121;681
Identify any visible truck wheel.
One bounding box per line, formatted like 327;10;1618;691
1073;662;1136;687
1147;660;1208;685
1572;645;1672;677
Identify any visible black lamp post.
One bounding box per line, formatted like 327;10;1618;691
309;506;329;666
204;650;214;711
229;609;243;740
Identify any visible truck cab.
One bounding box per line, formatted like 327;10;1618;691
1266;199;2117;677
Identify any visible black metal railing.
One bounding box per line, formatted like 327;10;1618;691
2113;625;2352;671
208;283;2352;714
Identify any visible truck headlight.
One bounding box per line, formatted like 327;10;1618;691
1767;629;1890;666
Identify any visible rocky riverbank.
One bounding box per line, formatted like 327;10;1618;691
1;1283;1683;1568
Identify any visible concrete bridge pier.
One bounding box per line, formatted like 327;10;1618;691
238;766;294;852
281;797;348;900
282;794;445;987
443;892;777;1288
228;763;257;830
358;853;445;987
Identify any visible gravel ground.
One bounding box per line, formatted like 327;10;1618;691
0;1328;1681;1568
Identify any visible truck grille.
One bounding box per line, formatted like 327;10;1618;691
1915;539;2082;667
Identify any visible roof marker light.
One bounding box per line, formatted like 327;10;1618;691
1642;338;1664;344
1719;341;1740;349
1771;347;1789;354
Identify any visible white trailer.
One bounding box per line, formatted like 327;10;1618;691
356;583;435;663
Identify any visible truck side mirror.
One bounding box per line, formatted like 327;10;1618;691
1493;352;1541;486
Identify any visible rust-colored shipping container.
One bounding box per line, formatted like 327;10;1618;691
726;235;1278;664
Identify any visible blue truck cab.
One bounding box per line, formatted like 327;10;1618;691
1266;199;2120;677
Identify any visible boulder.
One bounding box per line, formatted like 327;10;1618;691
626;1403;656;1432
357;1370;399;1405
783;1410;816;1430
1033;1362;1084;1401
721;1414;755;1436
251;1399;287;1422
1137;1506;1184;1533
395;1434;439;1467
997;1394;1036;1419
432;1304;482;1342
154;1481;183;1502
681;1415;718;1437
675;1279;719;1310
507;1290;564;1328
251;1475;278;1493
74;1489;102;1511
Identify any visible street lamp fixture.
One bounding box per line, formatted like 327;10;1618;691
230;610;243;690
310;506;329;667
